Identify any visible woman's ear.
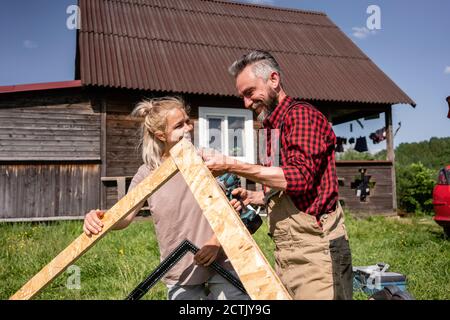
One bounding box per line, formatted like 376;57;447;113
154;130;166;142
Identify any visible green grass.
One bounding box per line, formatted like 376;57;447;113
1;214;449;300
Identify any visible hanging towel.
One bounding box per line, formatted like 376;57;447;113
354;136;368;152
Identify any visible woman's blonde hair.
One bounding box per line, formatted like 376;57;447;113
131;96;189;170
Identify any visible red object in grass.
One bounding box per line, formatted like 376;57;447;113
433;165;450;236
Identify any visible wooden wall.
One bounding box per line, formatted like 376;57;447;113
0;164;100;220
105;115;142;177
0;89;102;221
0;104;100;161
336;161;394;215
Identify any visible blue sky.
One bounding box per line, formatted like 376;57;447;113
1;0;449;151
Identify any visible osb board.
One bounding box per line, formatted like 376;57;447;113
11;139;290;300
170;139;291;300
10;157;177;300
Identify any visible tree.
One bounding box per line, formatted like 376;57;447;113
397;162;436;214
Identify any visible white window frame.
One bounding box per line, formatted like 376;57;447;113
198;107;254;164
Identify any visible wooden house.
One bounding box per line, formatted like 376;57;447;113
0;0;415;221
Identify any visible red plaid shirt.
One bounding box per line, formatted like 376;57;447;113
262;96;339;217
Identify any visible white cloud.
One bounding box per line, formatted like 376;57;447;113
444;66;450;75
352;27;377;39
23;40;38;49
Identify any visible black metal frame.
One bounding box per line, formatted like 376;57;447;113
126;239;247;300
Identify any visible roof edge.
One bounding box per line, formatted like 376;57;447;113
211;0;327;16
0;80;82;94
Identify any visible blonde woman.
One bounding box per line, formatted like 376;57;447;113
83;97;249;300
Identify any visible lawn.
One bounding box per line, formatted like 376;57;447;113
1;214;449;300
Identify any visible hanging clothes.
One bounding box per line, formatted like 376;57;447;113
369;127;386;144
335;137;347;153
349;137;355;144
354;136;368;152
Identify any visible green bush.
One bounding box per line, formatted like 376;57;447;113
397;162;436;214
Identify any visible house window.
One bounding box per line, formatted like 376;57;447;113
198;107;254;164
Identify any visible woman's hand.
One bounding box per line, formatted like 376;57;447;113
83;209;105;236
194;236;221;267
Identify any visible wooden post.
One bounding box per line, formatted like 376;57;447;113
170;139;291;300
385;106;397;212
116;177;127;200
100;99;107;210
10;158;177;300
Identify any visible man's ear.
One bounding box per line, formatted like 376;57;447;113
154;130;166;142
268;71;281;89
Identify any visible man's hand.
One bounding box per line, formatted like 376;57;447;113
199;148;237;177
230;188;265;207
83;209;105;236
194;236;221;267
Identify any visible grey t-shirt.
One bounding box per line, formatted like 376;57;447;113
128;164;233;285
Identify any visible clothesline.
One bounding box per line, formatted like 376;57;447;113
335;122;402;153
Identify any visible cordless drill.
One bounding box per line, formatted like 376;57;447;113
217;173;262;234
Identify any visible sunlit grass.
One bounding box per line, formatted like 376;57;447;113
1;214;449;300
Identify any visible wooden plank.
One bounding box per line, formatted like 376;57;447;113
0;216;86;223
117;177;126;200
0;113;99;121
10;157;177;300
0;104;93;114
0;121;100;129
0;126;99;132
101;99;107;210
0;157;101;161
0;129;100;136
0;147;100;153
0;168;5;218
0;140;100;147
101;176;133;181
169;139;291;300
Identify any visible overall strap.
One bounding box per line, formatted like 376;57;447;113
278;100;310;158
264;100;302;206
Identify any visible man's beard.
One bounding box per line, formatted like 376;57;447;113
255;88;279;122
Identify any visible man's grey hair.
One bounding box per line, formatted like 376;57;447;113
228;50;282;81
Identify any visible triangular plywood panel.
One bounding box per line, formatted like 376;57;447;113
10;139;290;300
170;140;290;300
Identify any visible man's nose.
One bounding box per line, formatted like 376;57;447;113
185;122;193;132
243;97;253;109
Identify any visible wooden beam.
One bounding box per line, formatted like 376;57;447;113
10;157;177;300
170;139;291;300
331;109;385;125
385;106;397;211
100;99;107;210
116;177;127;200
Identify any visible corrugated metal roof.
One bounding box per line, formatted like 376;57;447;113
78;0;415;106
